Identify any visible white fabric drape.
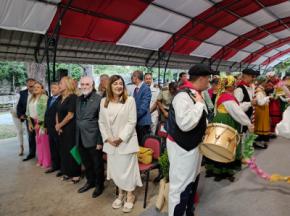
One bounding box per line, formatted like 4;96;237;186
276;106;290;139
0;0;60;34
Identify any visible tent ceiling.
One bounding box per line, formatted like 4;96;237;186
0;0;289;70
0;29;250;71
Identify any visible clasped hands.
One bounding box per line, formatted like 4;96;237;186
106;138;123;147
55;123;63;135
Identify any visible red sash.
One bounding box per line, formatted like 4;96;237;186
217;92;239;107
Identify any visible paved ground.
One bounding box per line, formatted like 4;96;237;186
0;135;290;216
0;112;13;125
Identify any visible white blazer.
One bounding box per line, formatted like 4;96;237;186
99;96;139;155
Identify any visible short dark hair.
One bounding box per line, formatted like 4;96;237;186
133;70;144;81
144;73;152;78
169;82;177;90
188;75;200;82
26;78;36;83
179;72;187;78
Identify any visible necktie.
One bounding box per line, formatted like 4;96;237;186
49;97;56;108
133;87;139;97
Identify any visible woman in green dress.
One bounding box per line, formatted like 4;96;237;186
205;76;254;182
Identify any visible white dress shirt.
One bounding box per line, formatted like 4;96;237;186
172;89;207;132
234;85;254;112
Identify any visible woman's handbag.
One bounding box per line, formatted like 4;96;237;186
137;146;153;164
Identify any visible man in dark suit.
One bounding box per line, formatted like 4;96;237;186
44;82;61;174
17;78;36;161
132;70;152;145
76;76;104;198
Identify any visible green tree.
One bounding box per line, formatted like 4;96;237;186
0;61;27;91
274;58;290;75
53;63;83;81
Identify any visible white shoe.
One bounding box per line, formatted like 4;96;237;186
112;197;124;209
122;195;135;213
122;202;134;213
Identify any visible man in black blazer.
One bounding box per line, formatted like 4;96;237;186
17;78;36;161
76;76;104;198
44;82;61;174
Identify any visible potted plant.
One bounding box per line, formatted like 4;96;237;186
156;150;170;212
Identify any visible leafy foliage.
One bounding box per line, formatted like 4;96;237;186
273;58;290;75
93;65;182;83
0;61;27;90
159;150;170;182
54;63;83;81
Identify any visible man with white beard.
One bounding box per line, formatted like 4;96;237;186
76;76;104;198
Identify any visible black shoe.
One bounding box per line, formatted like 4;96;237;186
45;168;58;174
22;155;35;161
56;172;63;177
253;143;267;149
227;175;235;182
214;175;224;182
234;160;242;171
205;171;215;178
92;185;104;198
153;173;163;183
78;183;95;193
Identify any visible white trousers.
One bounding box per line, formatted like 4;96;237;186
167;139;202;216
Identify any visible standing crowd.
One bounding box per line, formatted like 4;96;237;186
13;65;290;215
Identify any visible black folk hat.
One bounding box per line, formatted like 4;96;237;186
188;64;214;76
242;68;260;76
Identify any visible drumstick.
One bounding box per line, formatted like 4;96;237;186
251;84;258;125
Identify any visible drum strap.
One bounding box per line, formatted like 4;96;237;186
182;88;196;104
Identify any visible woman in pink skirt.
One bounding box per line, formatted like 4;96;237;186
27;82;51;168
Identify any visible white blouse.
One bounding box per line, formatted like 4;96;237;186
28;99;38;119
222;101;252;127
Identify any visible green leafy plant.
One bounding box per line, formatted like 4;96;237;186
159;150;170;182
242;133;258;159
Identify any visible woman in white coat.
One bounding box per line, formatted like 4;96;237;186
99;75;142;213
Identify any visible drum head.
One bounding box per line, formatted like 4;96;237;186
200;123;239;163
200;143;235;163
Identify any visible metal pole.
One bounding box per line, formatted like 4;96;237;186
45;36;51;96
158;51;161;86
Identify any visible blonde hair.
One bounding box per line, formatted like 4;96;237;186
104;75;128;108
61;76;77;97
30;81;45;102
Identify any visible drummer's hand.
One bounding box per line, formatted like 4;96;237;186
251;99;257;106
195;92;203;103
248;124;254;133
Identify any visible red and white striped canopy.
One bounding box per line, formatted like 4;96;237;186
0;0;289;68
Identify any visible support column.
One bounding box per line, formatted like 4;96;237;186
82;64;93;77
26;62;47;87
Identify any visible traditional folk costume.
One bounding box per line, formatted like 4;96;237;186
266;73;283;134
234;73;256;131
165;64;212;216
254;81;271;147
279;75;290;112
205;76;252;181
233;69;259;159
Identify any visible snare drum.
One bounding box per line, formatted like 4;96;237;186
200;123;240;163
